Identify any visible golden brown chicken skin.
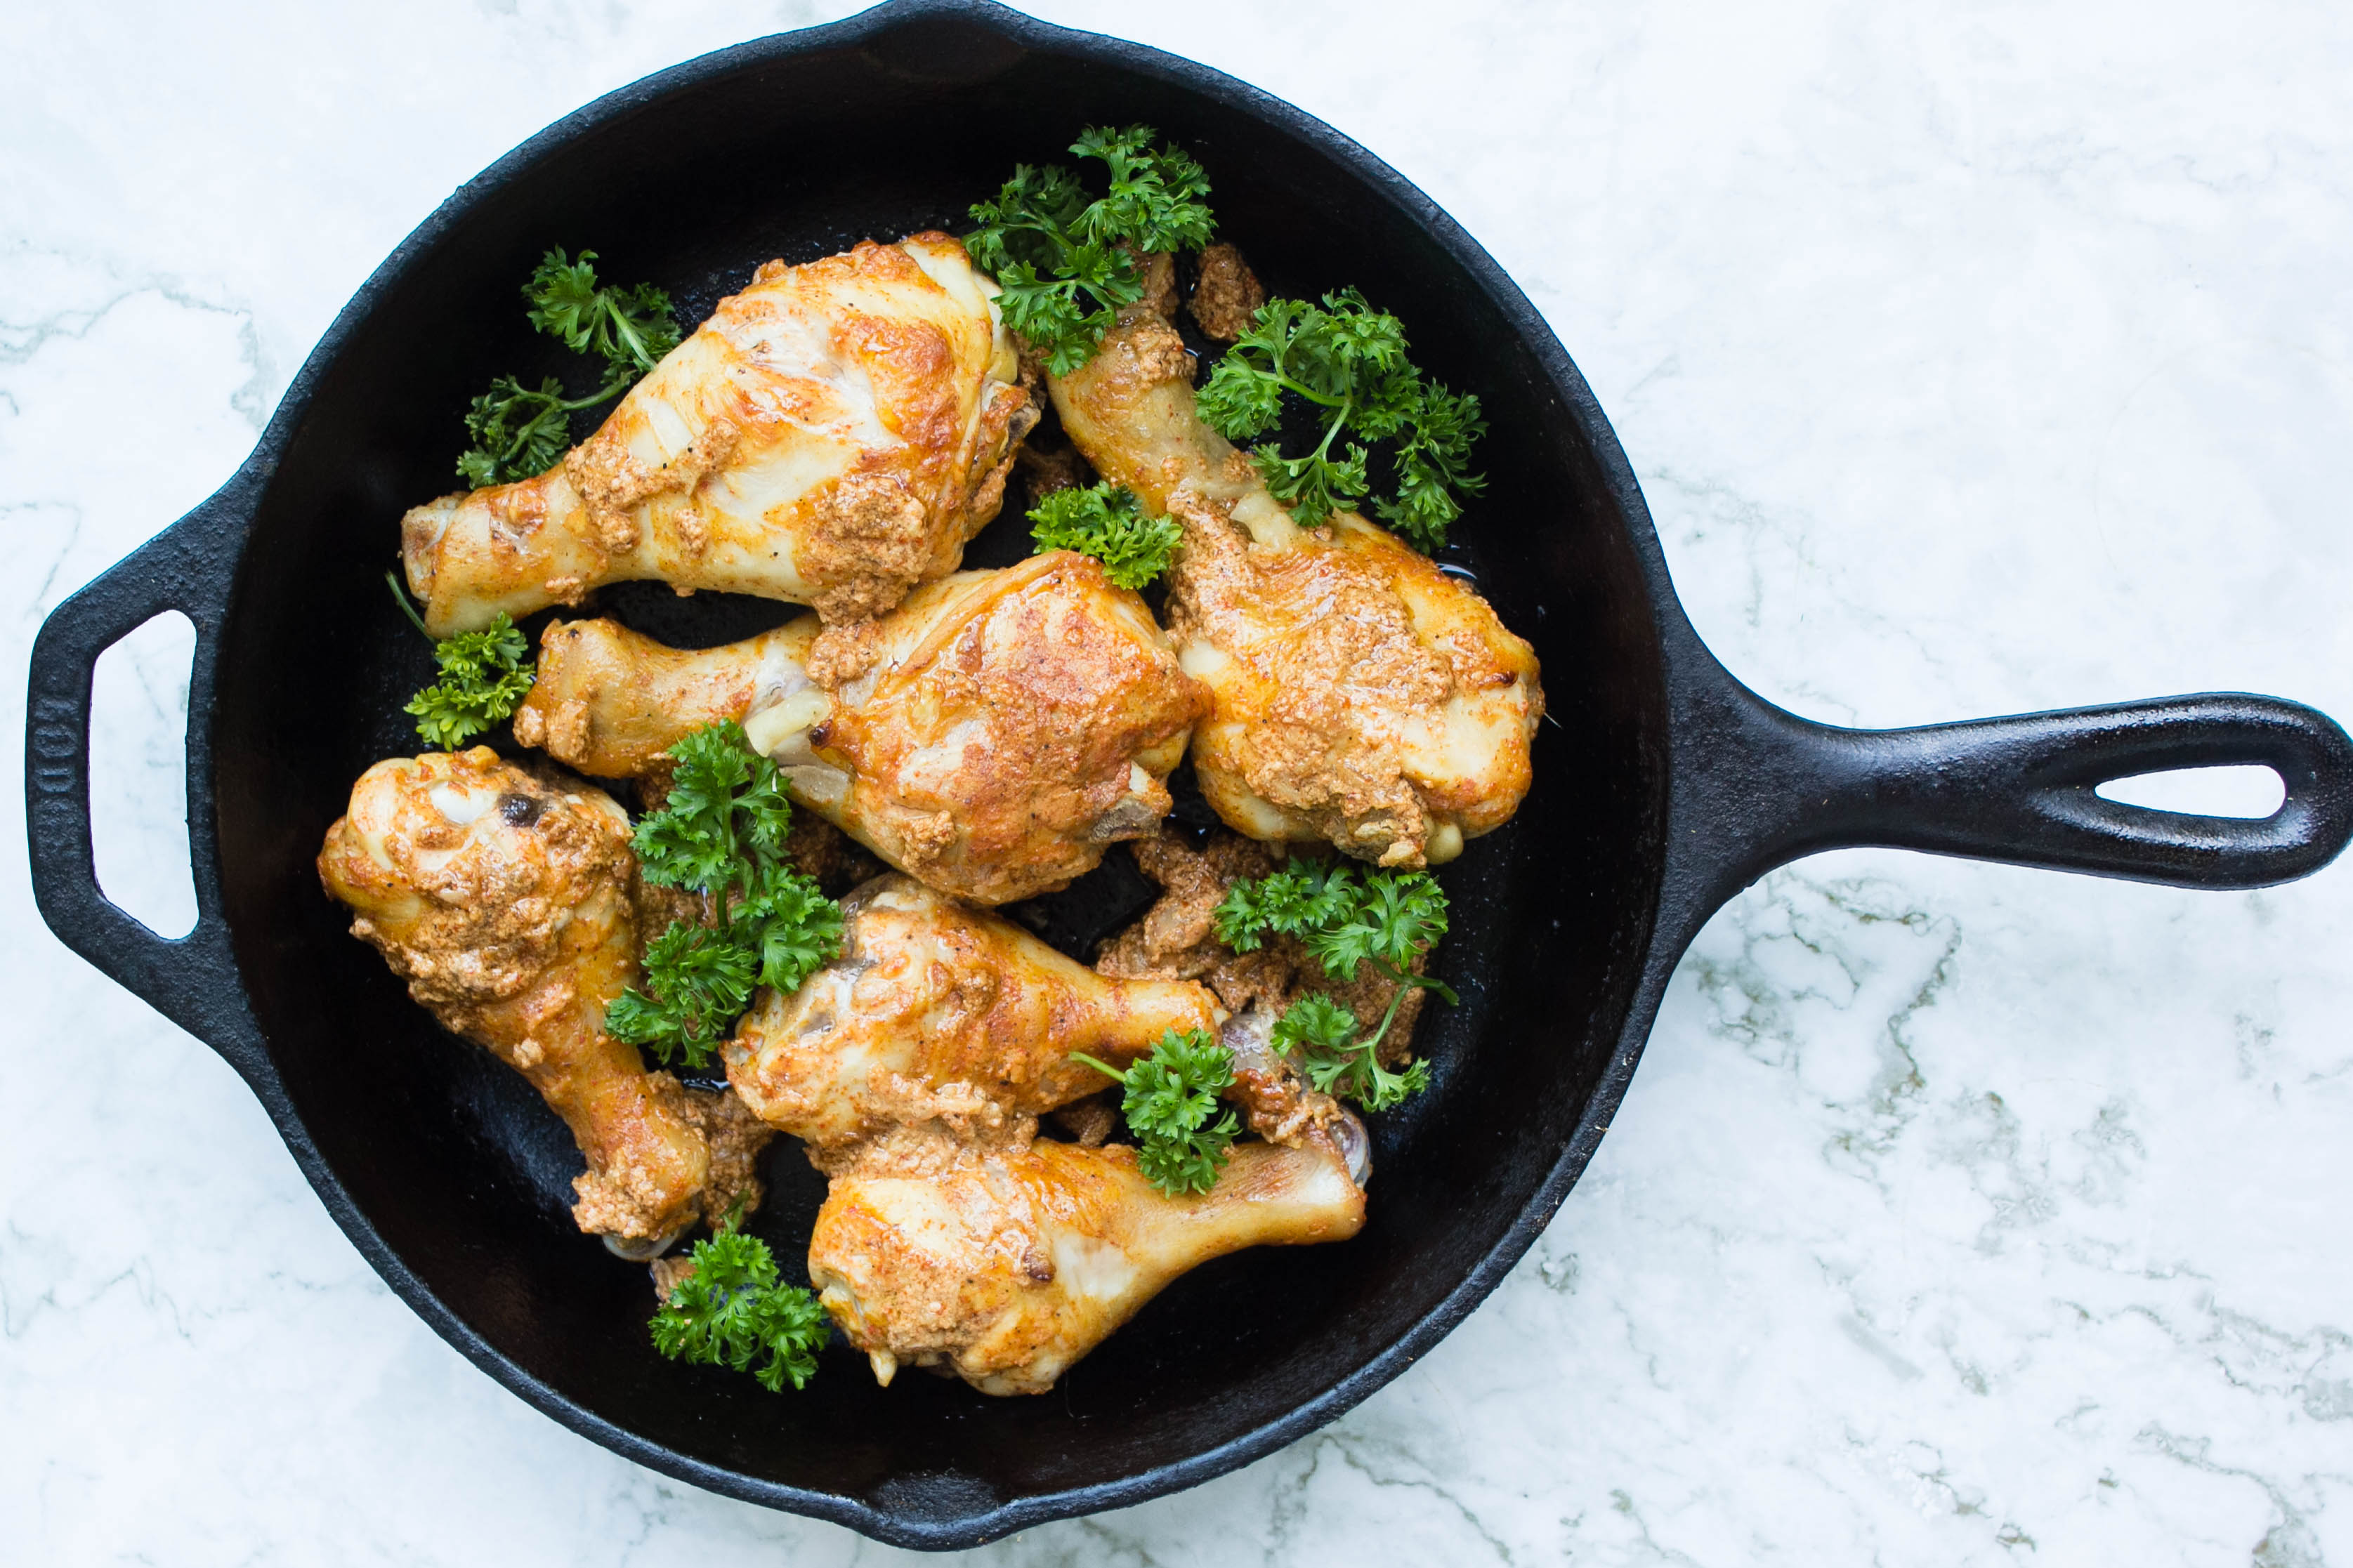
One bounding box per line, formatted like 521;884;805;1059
511;551;1210;904
401;235;1032;636
316;749;756;1249
809;1127;1366;1395
714;874;1364;1397
724;874;1221;1154
1051;310;1543;867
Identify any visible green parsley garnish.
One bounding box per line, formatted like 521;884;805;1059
1272;991;1430;1113
966;125;1216;375
523;248;682;376
1071;1028;1239;1197
605;722;844;1069
1214;858;1457;1112
1194;289;1486;549
1028;482;1181;590
605;922;758;1069
630;722;794;898
648;1228;830;1392
455;248;681;487
386;571;535;747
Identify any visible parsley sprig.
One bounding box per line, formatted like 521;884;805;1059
1214;859;1456;1112
648;1227;830;1392
1195;289;1486;549
456;248;681;487
966;125;1215;375
1029;482;1181;590
523;249;681;376
386;572;535;746
1272;993;1430;1112
1072;1029;1239;1197
631;723;794;899
605;723;844;1069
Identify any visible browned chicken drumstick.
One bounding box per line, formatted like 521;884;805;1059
686;870;1368;1395
723;874;1222;1154
810;1130;1366;1395
511;551;1208;904
317;749;766;1253
401;235;1032;636
1051;309;1544;867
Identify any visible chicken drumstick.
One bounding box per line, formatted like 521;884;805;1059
1051;310;1542;867
317;749;760;1251
402;234;1031;635
511;551;1207;904
724;874;1221;1154
810;1129;1367;1395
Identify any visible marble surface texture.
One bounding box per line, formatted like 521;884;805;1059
8;1;2353;1561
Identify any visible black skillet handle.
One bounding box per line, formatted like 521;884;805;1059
1695;680;2353;899
25;480;253;1052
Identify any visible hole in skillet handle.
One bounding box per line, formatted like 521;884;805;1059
89;610;199;940
2095;764;2286;820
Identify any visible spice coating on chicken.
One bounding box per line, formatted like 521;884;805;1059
511;551;1209;905
402;235;1033;636
1095;831;1427;1050
1094;829;1427;1147
316;749;759;1244
808;1129;1365;1395
1051;311;1543;867
724;875;1221;1155
1186;243;1266;342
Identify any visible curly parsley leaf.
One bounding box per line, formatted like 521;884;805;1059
1067;125;1215;253
607;923;759;1071
1301;869;1455;988
967;125;1215;375
649;1229;829;1392
1211;857;1358;953
1214;858;1455;1110
607;724;843;1069
631;721;794;896
387;572;535;747
1216;857;1453;997
1072;1028;1239;1197
1272;991;1431;1113
1195;288;1486;548
457;375;606;487
1028;482;1181;590
729;860;846;994
455;249;681;486
523;248;681;378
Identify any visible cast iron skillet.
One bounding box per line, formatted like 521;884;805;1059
25;0;2353;1549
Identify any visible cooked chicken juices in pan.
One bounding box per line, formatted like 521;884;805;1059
328;200;1542;1397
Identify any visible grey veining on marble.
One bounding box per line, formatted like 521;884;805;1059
6;1;2352;1562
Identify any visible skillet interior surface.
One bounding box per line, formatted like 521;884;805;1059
205;4;1671;1539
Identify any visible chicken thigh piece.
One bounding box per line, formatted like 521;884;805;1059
724;875;1221;1154
809;1128;1367;1395
402;234;1033;636
511;550;1208;904
1051;312;1543;867
317;749;742;1249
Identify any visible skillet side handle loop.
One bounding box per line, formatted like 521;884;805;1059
1767;694;2353;890
25;487;249;1046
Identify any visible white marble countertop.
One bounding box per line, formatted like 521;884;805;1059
8;1;2352;1560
